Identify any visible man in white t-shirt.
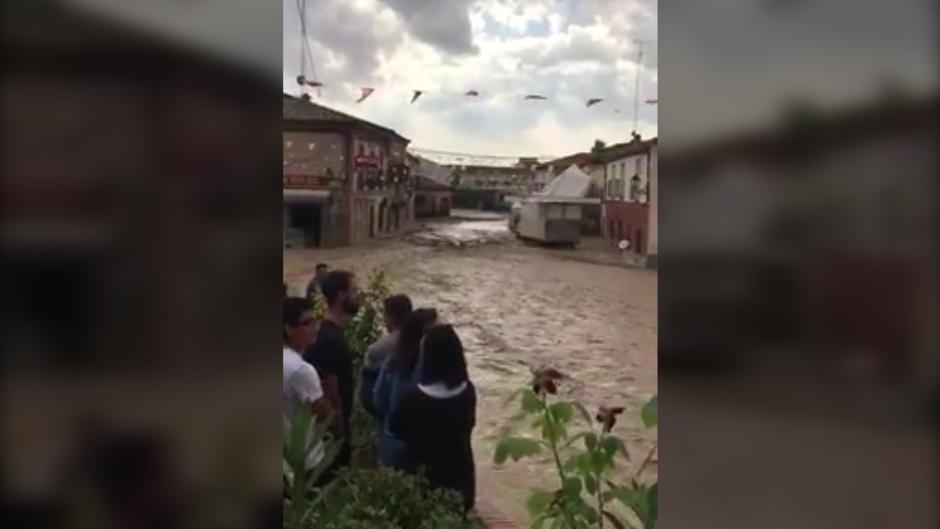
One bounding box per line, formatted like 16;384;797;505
283;297;335;431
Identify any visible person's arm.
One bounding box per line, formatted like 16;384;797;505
309;396;334;426
292;364;335;429
469;383;477;431
308;337;346;433
319;374;344;434
359;339;383;417
372;364;393;422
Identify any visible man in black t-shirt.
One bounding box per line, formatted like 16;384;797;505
305;269;360;478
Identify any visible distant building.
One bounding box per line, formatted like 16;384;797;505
409;154;454;218
283;95;413;247
450;160;533;211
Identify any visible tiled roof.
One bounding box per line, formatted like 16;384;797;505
283;94;356;122
282;94;408;142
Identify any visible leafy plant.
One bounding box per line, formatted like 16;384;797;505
494;368;658;529
283;407;342;529
310;468;477;529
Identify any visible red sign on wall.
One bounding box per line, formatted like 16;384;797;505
354;156;381;168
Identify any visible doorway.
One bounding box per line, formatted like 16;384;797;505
289;203;321;247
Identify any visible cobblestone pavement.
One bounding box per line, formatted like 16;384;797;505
284;218;657;526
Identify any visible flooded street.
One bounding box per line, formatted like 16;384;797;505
284;214;657;524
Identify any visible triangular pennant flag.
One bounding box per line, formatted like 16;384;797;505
524;94;547;100
356;87;375;103
305;80;324;88
645;98;658;104
465;90;479;97
411;90;424;104
586;98;604;107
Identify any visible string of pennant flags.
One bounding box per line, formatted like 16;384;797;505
296;75;657;110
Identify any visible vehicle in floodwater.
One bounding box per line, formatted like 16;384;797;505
512;197;598;247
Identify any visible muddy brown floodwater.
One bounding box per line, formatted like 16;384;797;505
284;217;657;525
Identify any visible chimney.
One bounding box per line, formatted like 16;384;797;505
631;131;641;143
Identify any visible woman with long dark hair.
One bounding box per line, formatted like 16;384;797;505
372;308;437;468
390;324;476;513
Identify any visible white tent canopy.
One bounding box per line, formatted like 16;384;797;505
539;164;592;198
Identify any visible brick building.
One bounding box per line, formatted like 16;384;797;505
283;95;413;247
597;137;658;261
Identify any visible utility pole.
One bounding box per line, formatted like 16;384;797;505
632;40;645;135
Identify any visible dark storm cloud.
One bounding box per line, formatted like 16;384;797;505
378;0;479;55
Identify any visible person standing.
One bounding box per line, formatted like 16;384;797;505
283;297;335;432
360;294;413;418
373;308;438;468
305;270;360;478
305;263;329;301
390;324;476;513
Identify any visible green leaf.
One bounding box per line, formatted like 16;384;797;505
521;389;542;413
600;436;623;458
541;419;567;444
526;490;555;517
562;477;582;497
583;474;597;495
548;402;574;424
494;436;542;464
494;441;509;464
641;395;658;428
584;433;598;451
644;483;658;529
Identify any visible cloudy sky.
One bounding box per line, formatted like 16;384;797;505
283;0;658;158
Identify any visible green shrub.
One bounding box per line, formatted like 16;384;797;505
310;468;476;529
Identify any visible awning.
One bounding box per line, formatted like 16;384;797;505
284;189;331;203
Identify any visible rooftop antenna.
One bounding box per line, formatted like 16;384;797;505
632;39;645;135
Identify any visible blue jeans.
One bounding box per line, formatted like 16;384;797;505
378;432;408;470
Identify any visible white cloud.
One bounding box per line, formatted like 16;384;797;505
284;0;658;156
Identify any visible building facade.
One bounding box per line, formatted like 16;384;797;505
283;95;413;248
598;137;658;261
